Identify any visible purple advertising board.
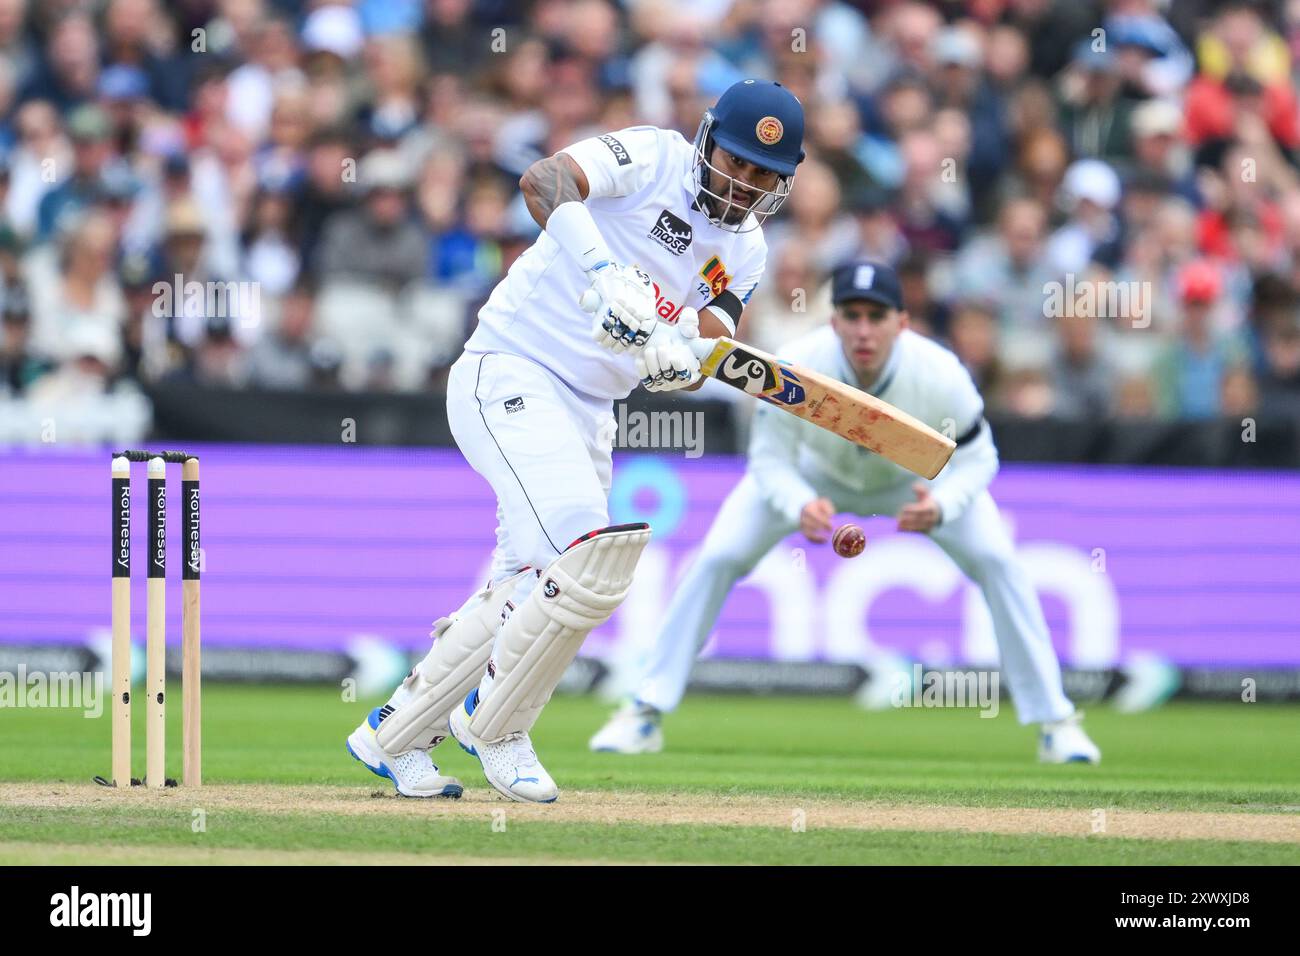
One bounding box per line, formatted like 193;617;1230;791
1;444;1297;669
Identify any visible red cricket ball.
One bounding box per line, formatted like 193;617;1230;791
832;523;866;558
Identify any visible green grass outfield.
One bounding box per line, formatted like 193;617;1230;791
1;685;1296;865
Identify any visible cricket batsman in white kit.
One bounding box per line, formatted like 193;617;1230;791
345;79;806;801
590;260;1102;765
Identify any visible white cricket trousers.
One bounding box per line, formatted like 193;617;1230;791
378;350;615;728
447;350;615;583
635;471;1075;725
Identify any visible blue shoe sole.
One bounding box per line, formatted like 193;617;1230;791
346;739;389;780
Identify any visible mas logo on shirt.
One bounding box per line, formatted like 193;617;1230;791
700;255;731;297
649;209;692;255
598;134;631;166
504;396;525;414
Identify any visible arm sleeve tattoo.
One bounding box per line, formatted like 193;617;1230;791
521;154;586;227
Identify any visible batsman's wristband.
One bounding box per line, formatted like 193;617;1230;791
546;200;614;274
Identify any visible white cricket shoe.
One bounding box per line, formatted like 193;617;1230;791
448;690;558;803
1038;712;1101;765
589;700;663;754
347;707;464;798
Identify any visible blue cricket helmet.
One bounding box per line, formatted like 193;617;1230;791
708;78;806;175
692;79;806;232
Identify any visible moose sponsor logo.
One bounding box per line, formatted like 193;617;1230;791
648;209;692;255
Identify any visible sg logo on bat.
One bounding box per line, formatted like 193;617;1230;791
704;342;806;406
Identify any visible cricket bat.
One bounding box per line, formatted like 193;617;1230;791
689;336;955;479
580;292;955;478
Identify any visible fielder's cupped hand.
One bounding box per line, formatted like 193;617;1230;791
897;482;942;533
636;307;701;391
800;497;835;543
581;262;658;354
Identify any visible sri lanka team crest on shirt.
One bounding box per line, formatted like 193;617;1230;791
700;255;730;297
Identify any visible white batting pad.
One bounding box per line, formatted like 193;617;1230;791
468;523;651;741
376;568;534;753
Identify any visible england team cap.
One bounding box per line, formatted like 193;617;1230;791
831;260;903;310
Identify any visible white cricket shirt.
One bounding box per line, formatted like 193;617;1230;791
749;326;999;524
466;125;768;401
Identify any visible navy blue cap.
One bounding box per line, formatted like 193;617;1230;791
831;260;903;309
708;79;805;177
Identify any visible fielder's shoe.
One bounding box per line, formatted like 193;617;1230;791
1038;712;1101;765
589;699;663;754
346;707;464;798
448;689;558;803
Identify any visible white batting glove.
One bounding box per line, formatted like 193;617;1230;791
581;263;658;354
636;307;701;392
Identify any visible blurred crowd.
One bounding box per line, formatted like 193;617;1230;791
2;0;1300;445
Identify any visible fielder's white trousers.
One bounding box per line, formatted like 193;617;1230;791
634;471;1076;725
447;349;614;584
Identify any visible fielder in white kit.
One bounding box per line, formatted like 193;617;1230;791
591;260;1102;765
345;79;808;801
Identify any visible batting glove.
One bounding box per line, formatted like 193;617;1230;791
581;262;658;354
636;307;702;392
